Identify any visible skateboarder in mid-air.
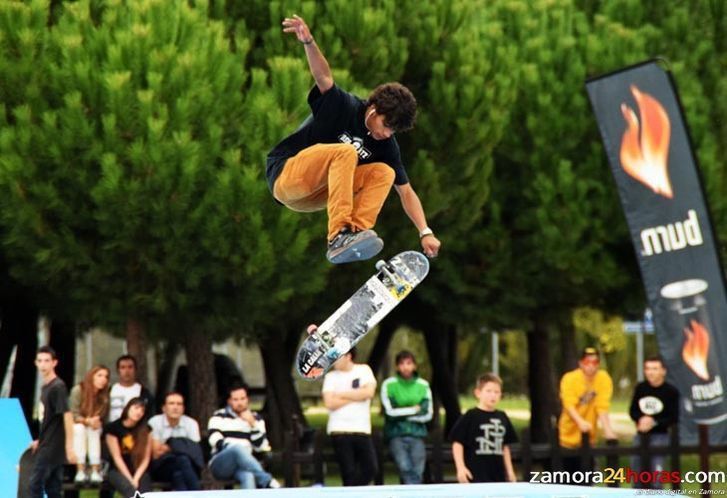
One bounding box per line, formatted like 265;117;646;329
266;15;442;264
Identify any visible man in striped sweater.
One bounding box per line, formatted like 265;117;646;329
381;350;433;484
207;386;280;489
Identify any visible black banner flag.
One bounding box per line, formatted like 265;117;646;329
587;61;727;424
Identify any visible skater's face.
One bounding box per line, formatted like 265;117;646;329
35;352;57;377
474;381;501;410
117;359;137;384
644;360;667;387
365;107;394;141
163;393;185;421
228;388;250;414
396;358;416;379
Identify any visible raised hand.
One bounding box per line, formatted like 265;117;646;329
421;234;441;258
282;15;313;44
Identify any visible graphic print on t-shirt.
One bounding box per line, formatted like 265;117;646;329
639;395;665;416
121;433;135;453
476;418;506;455
578;389;596;406
338;132;372;160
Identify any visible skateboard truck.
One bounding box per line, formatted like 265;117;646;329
376;260;408;295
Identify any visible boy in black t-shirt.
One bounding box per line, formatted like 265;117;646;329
266;15;441;264
450;373;517;483
29;346;76;498
629;355;679;487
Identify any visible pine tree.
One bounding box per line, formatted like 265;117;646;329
0;0;329;425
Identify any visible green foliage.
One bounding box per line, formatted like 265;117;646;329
0;0;328;338
0;0;725;395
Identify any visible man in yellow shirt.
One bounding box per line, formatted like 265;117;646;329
558;347;617;479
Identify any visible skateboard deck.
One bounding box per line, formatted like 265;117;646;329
17;448;33;498
296;251;430;380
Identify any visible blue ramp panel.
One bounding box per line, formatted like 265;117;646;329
0;398;32;498
143;482;642;497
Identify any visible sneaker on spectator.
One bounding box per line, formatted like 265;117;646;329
74;470;87;483
267;478;282;488
89;469;103;483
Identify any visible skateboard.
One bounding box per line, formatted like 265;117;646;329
17;448;33;498
296;251;430;380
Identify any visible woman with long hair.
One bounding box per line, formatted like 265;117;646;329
104;397;152;495
70;365;110;483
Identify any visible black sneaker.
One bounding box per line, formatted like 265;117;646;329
326;228;383;264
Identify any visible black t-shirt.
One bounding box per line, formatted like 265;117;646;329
629;381;680;434
104;418;142;472
266;84;409;192
449;408;518;482
36;377;69;464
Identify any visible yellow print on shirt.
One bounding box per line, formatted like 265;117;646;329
121;434;135;452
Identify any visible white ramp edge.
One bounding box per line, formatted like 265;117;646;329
143;482;645;498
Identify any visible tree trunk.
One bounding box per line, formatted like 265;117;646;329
8;305;39;425
183;331;217;428
126;318;149;387
0;311;16;389
448;326;459;391
558;315;578;374
49;320;76;388
367;321;397;376
262;378;284;449
259;329;306;449
155;341;180;403
423;322;461;435
527;315;558;443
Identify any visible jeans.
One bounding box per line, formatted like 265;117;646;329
151;453;201;491
209;444;272;489
389;436;426;484
107;468;152;497
331;434;378;486
273;143;395;241
632;432;670;488
29;457;63;498
73;423;102;465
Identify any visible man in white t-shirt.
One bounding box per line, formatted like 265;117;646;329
108;355;155;422
320;340;378;486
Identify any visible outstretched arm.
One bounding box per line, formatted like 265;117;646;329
394;183;441;257
282;15;333;93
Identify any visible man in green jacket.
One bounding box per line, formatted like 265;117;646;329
380;351;433;484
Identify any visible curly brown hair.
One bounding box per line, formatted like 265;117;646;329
367;82;417;132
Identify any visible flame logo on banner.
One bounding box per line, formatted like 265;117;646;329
619;85;673;198
683;319;710;380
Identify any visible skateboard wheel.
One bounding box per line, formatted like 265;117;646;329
375;260;386;271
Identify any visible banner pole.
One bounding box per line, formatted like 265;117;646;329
698;424;710;491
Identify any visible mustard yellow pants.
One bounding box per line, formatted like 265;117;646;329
273;143;395;241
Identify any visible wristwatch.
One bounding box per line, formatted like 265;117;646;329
419;227;434;239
